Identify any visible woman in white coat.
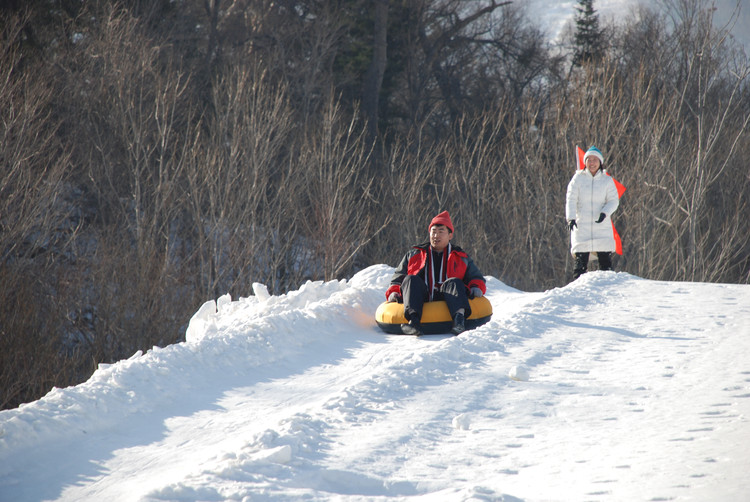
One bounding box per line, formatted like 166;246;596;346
565;146;619;279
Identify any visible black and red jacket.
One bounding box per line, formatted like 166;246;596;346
385;242;486;300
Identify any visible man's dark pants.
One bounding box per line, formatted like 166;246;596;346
401;275;471;321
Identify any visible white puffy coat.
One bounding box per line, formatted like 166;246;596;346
565;168;620;254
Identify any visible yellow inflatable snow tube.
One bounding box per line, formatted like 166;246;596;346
375;296;492;335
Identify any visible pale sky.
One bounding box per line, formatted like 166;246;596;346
524;0;750;57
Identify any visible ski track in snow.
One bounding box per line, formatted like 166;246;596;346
1;265;750;501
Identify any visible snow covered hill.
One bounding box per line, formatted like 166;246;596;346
1;265;749;501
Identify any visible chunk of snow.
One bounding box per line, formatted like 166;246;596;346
509;365;530;382
185;299;217;343
252;282;270;301
452;413;471;430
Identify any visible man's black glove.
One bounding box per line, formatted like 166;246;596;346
567;219;577;231
596;213;606;223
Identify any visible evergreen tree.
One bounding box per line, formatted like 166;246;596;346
572;0;605;66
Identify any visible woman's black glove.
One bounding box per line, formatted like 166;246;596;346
567;219;577;231
596;213;606;223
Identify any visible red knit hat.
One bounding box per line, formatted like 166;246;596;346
429;210;454;233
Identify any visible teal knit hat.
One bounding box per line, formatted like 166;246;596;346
583;146;604;165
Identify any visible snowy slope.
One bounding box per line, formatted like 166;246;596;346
1;265;750;501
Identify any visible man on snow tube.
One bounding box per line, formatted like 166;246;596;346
383;210;487;336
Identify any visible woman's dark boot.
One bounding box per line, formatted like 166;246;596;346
573;252;589;279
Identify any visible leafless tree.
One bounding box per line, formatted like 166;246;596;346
298;95;388;281
0;12;77;409
184;62;299;297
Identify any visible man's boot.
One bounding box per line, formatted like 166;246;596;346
401;318;424;336
451;312;466;335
